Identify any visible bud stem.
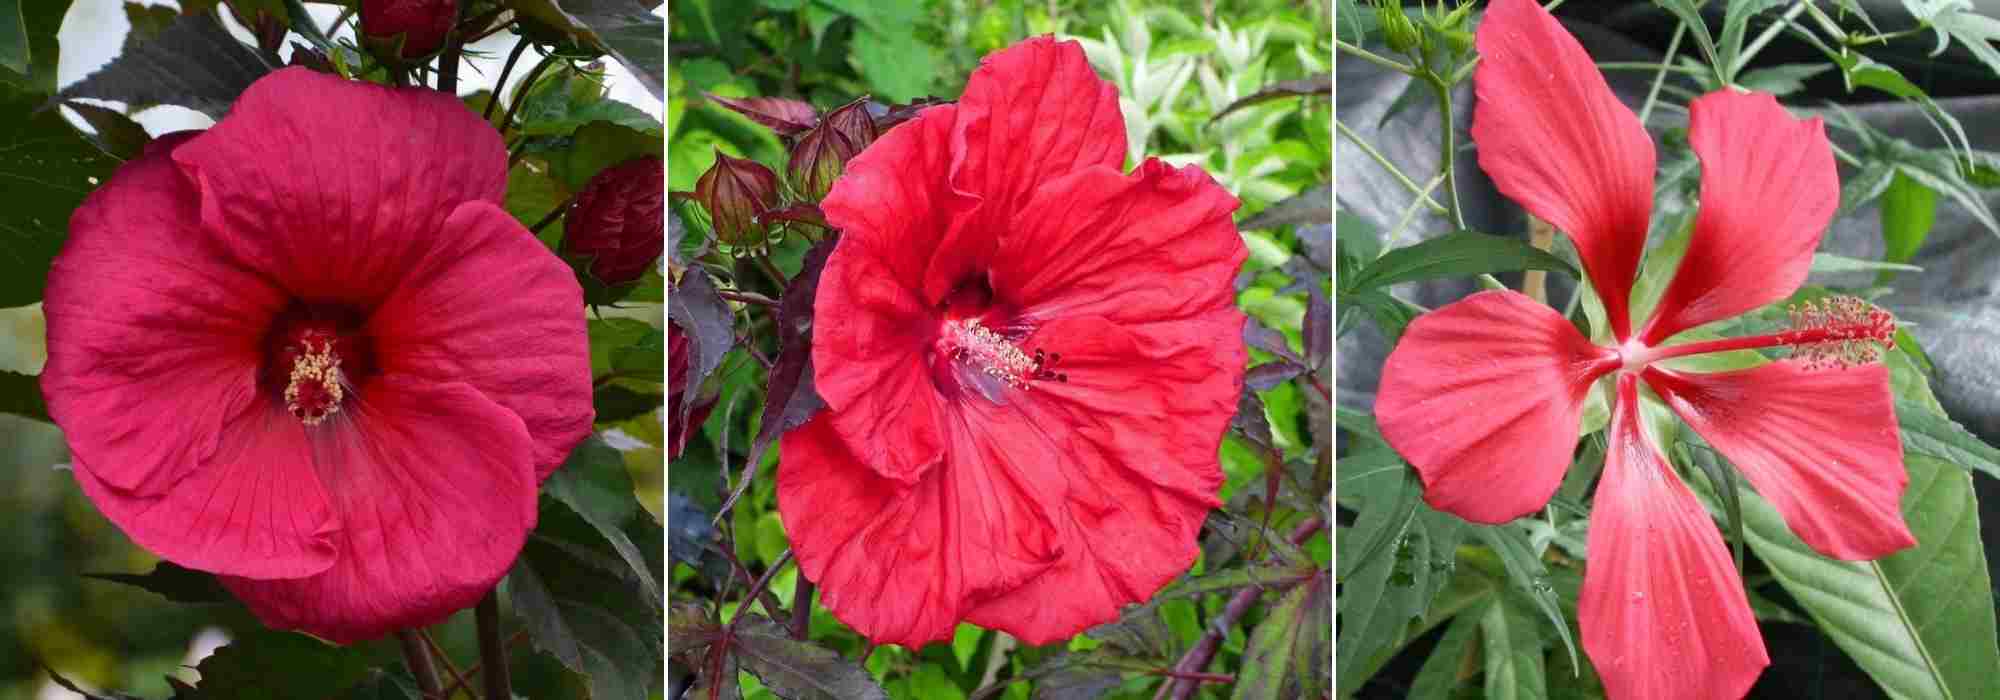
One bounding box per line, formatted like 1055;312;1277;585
485;39;532;122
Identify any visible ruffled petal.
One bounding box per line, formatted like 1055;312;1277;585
1638;90;1838;344
986;159;1244;326
1644;363;1912;559
820;103;972;302
221;375;538;644
1376;290;1618;523
810;241;952;484
171;67;508;308
1582;374;1768;700
42;132;290;498
364;200;594;479
70;406;338;580
961;316;1234;643
777;413;1063;648
1472;0;1655;340
950;36;1124;225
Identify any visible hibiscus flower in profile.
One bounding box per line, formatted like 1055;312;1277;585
41;67;594;644
778;36;1249;647
1374;1;1914;697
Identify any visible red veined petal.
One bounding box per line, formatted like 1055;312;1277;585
960;316;1234;643
1472;0;1655;340
810;241;952;485
1582;373;1768;700
1638;90;1838;344
777;413;1063;648
1643;362;1913;559
820;103;972;304
221;374;538;644
42;132;289;498
951;36;1124;222
171;67;508;308
986;159;1244;326
364;200;594;479
1376;290;1618;523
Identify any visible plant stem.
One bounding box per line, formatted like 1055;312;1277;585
1161;517;1325;700
789;579;815;639
531;194;577;235
398;630;445;699
440;631;530;700
1335;118;1446;214
435;0;467;95
1595;61;1703;75
1423;71;1468;231
499;51;560;134
1334;39;1416;76
419;631;477;700
1639;23;1687;126
717;289;780;307
486;39;532;122
476;592;511;700
1731;1;1811;81
729;551;794;631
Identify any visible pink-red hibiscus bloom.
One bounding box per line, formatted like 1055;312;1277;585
778;36;1248;647
41;68;594;644
1376;1;1913;697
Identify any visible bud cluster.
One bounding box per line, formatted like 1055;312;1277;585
1780;296;1897;370
680;96;885;256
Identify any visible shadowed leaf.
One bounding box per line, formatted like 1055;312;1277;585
58;11;273;119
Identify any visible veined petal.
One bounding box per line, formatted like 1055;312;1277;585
951;36;1124;225
42;133;289;498
221;375;538;644
777;414;1063;648
172;67;508;308
961;316;1233;643
821;103;973;303
810;242;952;485
365;200;594;479
1638;90;1838;345
1644;363;1913;559
1582;373;1767;700
1376;290;1618;523
986;160;1244;326
1472;0;1655;340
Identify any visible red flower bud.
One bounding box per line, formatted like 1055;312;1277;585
693;151;781;250
787;123;856;203
562;156;665;289
822;98;879;151
360;0;457;60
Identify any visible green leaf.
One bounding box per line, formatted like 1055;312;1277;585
552;0;664;99
1735;62;1832;95
1346;232;1575;293
1895;399;2000;481
63;101;151;161
1406;608;1482;700
1879;170;1939;279
0;0;26;75
1158;558;1319;600
0;369;45;420
1912;1;2000;81
1232;578;1315;700
1718;0;1788;81
0;0;65;92
732;615;890;700
554;120;666;191
191;629;386;698
1655;0;1724;81
1480;591;1547;700
850;27;936;103
1702;453;2000;700
84;561;231;604
58;11;274;119
1841;160;1897;214
1809;253;1921;275
1336;465;1468;695
1334;449;1418;580
1472;524;1579;672
508;480;665;700
0;82;120;307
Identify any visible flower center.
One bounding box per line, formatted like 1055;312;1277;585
1617;295;1897;370
284;331;345;425
931;318;1065;404
264;305;374;426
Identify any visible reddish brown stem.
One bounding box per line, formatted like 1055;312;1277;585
1160;517;1325;700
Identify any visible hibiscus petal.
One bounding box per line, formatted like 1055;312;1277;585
221;375;538;644
778;413;1063;647
1376;290;1618;523
171;67;508;307
364;200;594;479
951;36;1124;225
1583;374;1768;700
986;159;1244;326
42;133;292;498
820;103;972;300
1638;90;1838;344
70;406;338;580
809;240;953;484
1472;0;1655;340
961;316;1234;643
1644;363;1913;559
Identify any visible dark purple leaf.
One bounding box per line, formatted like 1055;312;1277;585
866;96;951;132
719;240;834;520
1246;361;1307;391
1086;602;1179;659
83;561;230;604
594;383;657;424
733;615;889;700
1232;388;1276;455
667;490;717;568
63;101;150;161
1210;73;1331;122
667;268;734;424
57;11;275;119
1031;653;1125;700
1297;221;1332;272
1304;285;1331;369
1238;184;1331;232
704;92;818;136
758;202;829;229
1243;317;1303;364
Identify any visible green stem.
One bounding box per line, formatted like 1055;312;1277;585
498;50;560;134
1731;1;1810;81
1424;71;1468;230
1386;172;1448;248
1596;61;1704;75
1639;23;1687;126
1335;118;1446;214
486;39;532;122
1335;38;1417;76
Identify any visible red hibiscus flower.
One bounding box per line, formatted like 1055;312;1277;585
1374;1;1914;697
777;36;1249;647
40;68;594;644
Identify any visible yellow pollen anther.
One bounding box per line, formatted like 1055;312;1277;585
284;340;344;425
944;319;1038;389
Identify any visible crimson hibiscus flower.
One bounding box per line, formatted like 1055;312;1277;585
1374;1;1914;697
41;68;594;644
777;36;1249;647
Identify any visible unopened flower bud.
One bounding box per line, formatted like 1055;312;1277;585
694;151;782;250
562;156;665;294
788;123;857;203
1377;3;1421;55
822;98;878;151
361;0;458;60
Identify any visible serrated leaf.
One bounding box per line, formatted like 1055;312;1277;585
63;101;151;161
1895;399;2000;481
668;267;734;427
1347;232;1575;293
84;561;231;604
733;615;890;700
508;491;665;700
550;0;664;99
744;239;832;477
1910;0;2000;80
0;84;120;307
191;629;382;699
1232;576;1326;700
1406;610;1483;699
1480;590;1547;700
1472;524;1580;672
58;11;273;119
1336;464;1467;695
542;436;660;605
